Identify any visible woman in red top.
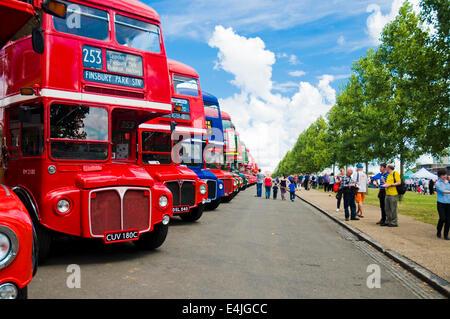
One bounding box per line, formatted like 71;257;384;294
264;175;273;199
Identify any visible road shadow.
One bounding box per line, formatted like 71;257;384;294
40;236;162;267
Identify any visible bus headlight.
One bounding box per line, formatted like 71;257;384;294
0;283;18;299
0;226;19;270
162;215;170;225
200;184;207;195
219;183;223;190
233;180;238;186
56;199;71;214
159;195;168;208
0;233;11;263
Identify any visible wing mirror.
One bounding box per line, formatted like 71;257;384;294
42;0;67;19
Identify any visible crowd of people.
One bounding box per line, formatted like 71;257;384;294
255;164;449;240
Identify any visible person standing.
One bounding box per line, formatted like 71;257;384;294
354;164;368;218
381;164;401;227
372;163;389;225
256;169;264;197
272;177;279;200
435;169;450;240
303;173;310;191
341;168;359;221
289;180;296;202
329;173;335;196
264;175;272;199
429;178;435;195
280;175;287;200
335;169;345;212
323;173;330;192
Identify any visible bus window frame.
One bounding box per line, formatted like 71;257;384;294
139;129;173;165
4;103;45;160
113;12;163;55
47;101;111;163
172;73;201;98
50;0;111;43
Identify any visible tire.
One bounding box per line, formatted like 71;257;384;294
205;198;221;211
134;223;168;250
36;224;52;264
180;204;204;222
17;286;28;300
221;195;232;203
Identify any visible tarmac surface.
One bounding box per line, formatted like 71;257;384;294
29;188;444;299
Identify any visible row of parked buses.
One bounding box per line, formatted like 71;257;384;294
0;0;258;299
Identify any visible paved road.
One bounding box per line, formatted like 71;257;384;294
29;188;443;298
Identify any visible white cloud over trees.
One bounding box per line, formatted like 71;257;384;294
209;26;336;171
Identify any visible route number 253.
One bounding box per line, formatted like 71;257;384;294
82;46;103;70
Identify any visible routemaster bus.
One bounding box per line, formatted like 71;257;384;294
165;60;225;211
0;0;175;261
202;91;239;203
0;0;66;298
221;111;246;191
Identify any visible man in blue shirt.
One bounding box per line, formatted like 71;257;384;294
371;163;389;225
436;169;450;240
256;169;264;197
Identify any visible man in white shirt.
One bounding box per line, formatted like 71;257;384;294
353;164;368;218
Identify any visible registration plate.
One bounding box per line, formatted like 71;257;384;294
173;206;189;213
104;230;139;244
205;199;212;203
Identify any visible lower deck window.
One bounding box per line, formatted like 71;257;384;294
50;104;109;161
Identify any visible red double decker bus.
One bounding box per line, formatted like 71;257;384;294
0;0;174;260
138;59;208;221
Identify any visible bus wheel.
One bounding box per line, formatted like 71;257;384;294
205;198;221;211
17;286;28;300
135;223;168;250
221;195;232;203
180;204;204;222
36;225;52;264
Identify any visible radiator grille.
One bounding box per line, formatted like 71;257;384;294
90;190;121;236
221;178;233;194
123;190;150;230
207;180;217;199
165;180;196;207
90;187;151;236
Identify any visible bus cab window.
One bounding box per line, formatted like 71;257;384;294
112;131;131;160
20;105;44;157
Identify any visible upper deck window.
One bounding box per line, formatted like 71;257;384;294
115;14;161;54
53;1;109;41
173;75;199;97
222;119;232;130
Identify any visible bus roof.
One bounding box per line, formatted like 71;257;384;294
86;0;160;22
221;110;231;120
168;59;199;78
202;91;219;106
0;0;35;48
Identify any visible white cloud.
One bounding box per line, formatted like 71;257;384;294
337;35;346;45
208;26;275;99
366;0;421;45
158;0;391;41
288;54;300;65
209;26;336;171
289;70;306;77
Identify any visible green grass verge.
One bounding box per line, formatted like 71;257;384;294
320;187;439;225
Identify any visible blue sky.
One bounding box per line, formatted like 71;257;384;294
146;0;425;171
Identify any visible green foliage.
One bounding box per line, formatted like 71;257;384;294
274;1;449;177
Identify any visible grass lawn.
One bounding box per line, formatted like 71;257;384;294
362;189;438;225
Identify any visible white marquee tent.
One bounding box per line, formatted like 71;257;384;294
410;168;438;180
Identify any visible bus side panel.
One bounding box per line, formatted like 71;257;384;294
2;38;42;96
